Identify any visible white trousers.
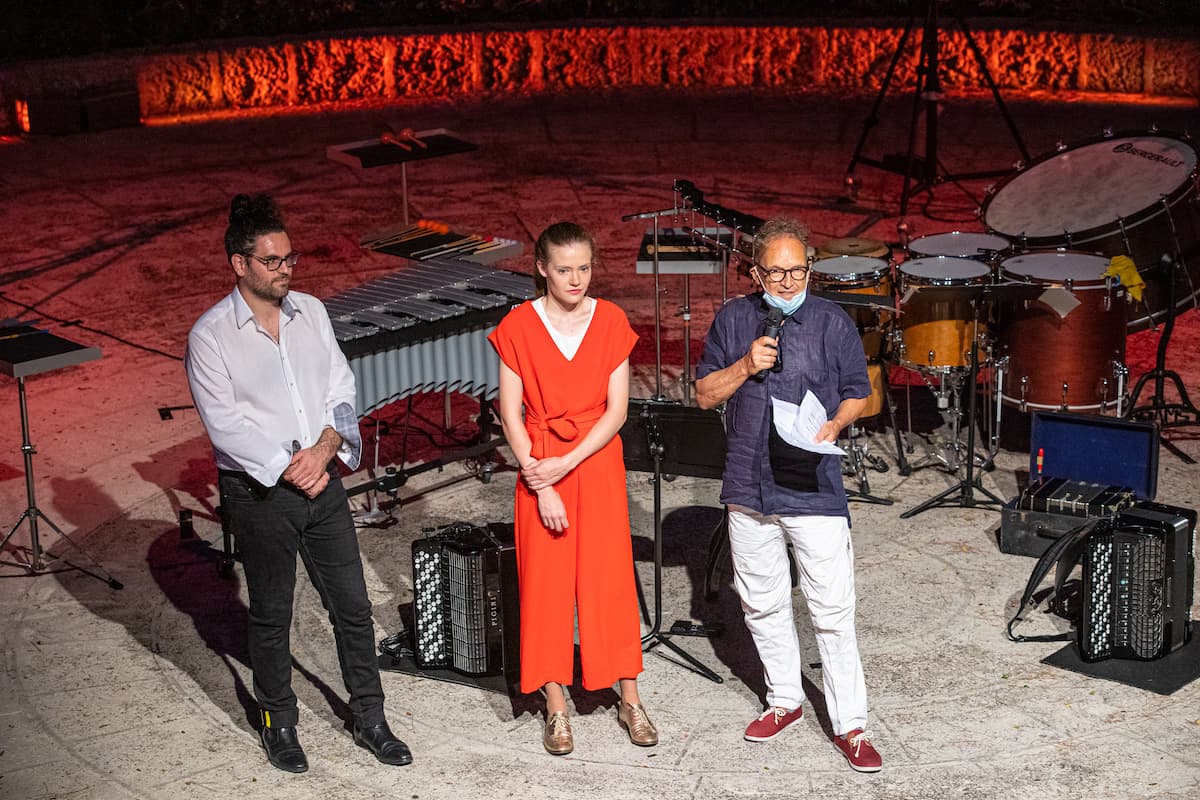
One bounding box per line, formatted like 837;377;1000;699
727;505;868;735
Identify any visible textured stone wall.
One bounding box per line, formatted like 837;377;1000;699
1;22;1197;131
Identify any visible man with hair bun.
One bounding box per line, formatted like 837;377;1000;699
185;193;412;774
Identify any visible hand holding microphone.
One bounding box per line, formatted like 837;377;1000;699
749;306;785;381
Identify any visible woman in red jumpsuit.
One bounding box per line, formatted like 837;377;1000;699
488;222;657;756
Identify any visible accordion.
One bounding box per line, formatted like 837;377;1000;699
1078;503;1196;662
411;522;520;678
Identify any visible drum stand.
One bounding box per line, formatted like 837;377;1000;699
844;0;1029;220
843;423;893;505
901;291;1005;518
1127;253;1200;463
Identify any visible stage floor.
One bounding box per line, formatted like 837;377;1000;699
2;88;1199;800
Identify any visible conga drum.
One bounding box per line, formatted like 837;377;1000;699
895;257;991;371
996;251;1126;412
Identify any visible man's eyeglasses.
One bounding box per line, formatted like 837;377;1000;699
242;252;299;272
756;265;810;283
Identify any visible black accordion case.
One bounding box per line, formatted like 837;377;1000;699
1000;412;1159;557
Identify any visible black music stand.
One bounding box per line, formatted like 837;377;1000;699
326;127;477;226
1127;254;1200;464
900;283;1041;519
0;325;122;588
844;0;1029;221
620;398;726;684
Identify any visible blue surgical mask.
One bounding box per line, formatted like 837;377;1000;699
763;289;806;317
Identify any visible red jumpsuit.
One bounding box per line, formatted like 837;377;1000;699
488;299;644;694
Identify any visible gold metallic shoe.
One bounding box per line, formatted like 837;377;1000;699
617;700;658;747
543;711;574;756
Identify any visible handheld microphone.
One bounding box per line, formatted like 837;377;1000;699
755;306;785;380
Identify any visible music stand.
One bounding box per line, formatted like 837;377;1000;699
326;127;477;226
620;398;726;683
900;283;1042;519
0;325;122;588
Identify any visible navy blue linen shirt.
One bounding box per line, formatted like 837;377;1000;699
696;292;871;519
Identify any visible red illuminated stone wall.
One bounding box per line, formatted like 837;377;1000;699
2;22;1197;131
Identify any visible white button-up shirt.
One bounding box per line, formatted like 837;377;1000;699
185;287;362;487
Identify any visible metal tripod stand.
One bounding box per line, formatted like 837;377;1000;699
845;0;1030;221
1127;253;1200;464
1;375;122;588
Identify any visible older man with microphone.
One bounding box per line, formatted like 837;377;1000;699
695;217;881;772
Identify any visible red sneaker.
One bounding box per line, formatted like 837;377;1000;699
833;728;882;772
743;706;804;742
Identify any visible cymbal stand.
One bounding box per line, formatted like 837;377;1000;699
844;0;1029;220
638;406;723;683
1127;253;1200;463
901;292;1005;518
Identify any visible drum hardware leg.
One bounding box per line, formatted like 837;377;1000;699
1060;381;1070;411
881;363;912;475
901;295;1005;519
844;424;894;506
1126;255;1200;462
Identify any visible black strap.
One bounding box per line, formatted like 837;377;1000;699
1005;518;1101;643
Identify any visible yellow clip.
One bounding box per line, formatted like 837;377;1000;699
1104;254;1145;303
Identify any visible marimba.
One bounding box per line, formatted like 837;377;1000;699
324;257;535;417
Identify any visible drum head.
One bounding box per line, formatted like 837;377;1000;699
811;255;889;282
899;256;990;284
817;237;890;259
982;133;1200;244
908;231;1011;259
1000;251;1111;286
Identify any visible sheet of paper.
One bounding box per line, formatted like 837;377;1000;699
771;391;846;456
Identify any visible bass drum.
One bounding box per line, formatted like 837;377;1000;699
981;130;1200;331
996;251;1126;412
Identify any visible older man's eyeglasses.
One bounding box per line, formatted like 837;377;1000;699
242;252;299;272
756;265;810;283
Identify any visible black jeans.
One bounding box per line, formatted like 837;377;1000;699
219;469;384;729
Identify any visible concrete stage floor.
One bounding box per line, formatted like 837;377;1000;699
2;88;1200;800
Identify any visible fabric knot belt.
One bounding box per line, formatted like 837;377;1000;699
528;408;605;455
